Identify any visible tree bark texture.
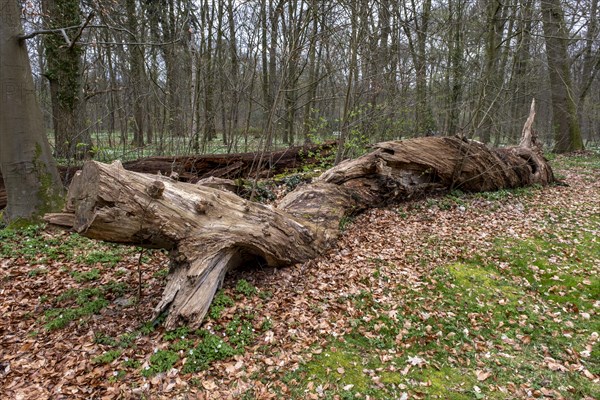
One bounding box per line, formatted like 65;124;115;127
541;0;584;153
46;134;553;328
0;0;64;223
41;0;91;159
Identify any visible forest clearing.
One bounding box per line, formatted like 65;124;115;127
1;0;600;398
1;151;598;399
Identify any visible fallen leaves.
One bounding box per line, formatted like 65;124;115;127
1;154;599;398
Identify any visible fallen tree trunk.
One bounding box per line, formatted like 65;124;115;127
46;129;553;328
0;142;336;210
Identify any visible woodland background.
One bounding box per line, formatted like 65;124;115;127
18;0;600;163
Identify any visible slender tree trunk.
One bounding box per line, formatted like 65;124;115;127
541;0;584;153
509;0;534;142
400;0;434;135
201;0;217;146
335;1;359;164
445;0;465;136
226;0;240;151
41;0;90;160
302;0;321;143
125;0;145;148
0;0;64;223
475;0;505;144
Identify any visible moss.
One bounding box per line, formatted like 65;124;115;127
32;142;64;219
305;347;372;393
407;367;476;399
446;263;519;302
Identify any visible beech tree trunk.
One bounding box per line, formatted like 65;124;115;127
46;124;553;328
0;0;64;223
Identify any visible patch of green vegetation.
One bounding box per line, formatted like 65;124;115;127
92;349;122;365
475;184;541;202
182;331;236;373
551;151;600;170
339;215;355;231
93;332;118;347
0;225;128;266
236;179;277;203
153;268;169;279
236;279;257;297
287;213;599;399
44;296;109;331
208;290;235;319
122;358;141;369
71;268;101;282
77;250;124;266
44;280;132;331
225;316;256;348
141;350;179;377
408;367;477;399
163;326;190;341
305;344;373;393
28;267;49;277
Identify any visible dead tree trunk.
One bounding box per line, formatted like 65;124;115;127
0;141;337;211
46;125;553;328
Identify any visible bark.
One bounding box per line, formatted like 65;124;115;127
41;0;91;160
541;0;584;153
46;125;553;328
0;0;64;223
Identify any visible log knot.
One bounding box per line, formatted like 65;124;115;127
194;199;212;214
146;180;165;199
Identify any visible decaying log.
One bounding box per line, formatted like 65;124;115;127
45;115;553;328
0;141;336;210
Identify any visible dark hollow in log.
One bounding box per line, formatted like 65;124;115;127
45;135;553;328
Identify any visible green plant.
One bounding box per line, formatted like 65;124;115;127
339;215;355;232
71;268;101;282
94;332;119;346
163;326;190;341
182;331;236;373
92;350;122;365
141;350;179;377
209;290;235;319
122;358;141;369
226;316;256;349
235;279;257;297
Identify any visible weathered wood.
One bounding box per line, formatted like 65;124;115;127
45;133;553;328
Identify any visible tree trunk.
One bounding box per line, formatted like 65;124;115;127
125;0;145;148
41;0;91;160
541;0;584;153
0;0;64;223
46;125;553;328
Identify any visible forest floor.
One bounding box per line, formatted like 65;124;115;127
0;151;599;400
